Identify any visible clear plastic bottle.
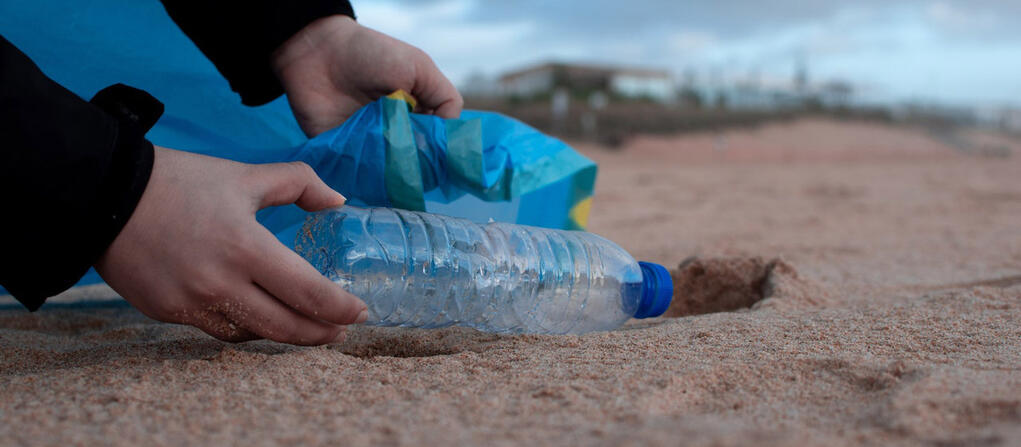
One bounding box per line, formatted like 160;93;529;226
295;206;672;334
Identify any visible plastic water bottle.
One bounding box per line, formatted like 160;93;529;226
295;206;672;334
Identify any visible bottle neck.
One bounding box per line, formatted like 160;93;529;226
633;262;673;319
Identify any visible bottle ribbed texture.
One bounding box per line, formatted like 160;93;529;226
296;207;643;334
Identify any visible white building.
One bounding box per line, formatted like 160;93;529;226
499;62;674;103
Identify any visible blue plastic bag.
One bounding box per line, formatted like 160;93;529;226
258;94;598;247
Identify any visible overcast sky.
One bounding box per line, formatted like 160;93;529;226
352;0;1021;108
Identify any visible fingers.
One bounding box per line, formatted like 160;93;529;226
244;165;368;324
250;161;345;211
411;54;464;119
249;226;368;326
237;159;365;343
215;282;348;346
184;311;260;343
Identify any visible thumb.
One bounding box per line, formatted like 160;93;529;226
411;55;464;119
251;161;345;211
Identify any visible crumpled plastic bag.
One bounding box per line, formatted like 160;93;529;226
257;92;597;247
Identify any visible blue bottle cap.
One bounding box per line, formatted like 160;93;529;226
634;262;673;319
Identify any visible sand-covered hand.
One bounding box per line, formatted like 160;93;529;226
95;147;368;345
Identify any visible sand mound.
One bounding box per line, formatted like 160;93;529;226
665;257;832;318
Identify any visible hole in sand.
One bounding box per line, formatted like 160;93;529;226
664;256;827;317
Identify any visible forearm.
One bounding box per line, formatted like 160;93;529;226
0;36;161;310
159;0;355;106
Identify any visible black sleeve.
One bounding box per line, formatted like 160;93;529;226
160;0;355;106
1;36;162;310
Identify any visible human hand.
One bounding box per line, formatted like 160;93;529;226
95;147;367;345
272;15;463;137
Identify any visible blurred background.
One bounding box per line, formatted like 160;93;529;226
355;0;1021;147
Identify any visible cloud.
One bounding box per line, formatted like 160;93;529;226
351;0;1021;106
355;0;538;78
925;2;1000;34
370;0;1021;40
668;31;717;54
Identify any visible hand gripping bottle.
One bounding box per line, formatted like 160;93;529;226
296;206;672;334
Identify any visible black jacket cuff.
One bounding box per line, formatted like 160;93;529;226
1;36;164;310
21;86;158;311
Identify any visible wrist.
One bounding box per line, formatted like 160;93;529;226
272;15;358;82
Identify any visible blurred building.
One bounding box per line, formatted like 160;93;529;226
969;105;1021;133
498;62;673;102
460;71;501;98
985;107;1021;133
816;81;854;108
1004;109;1021;133
696;76;855;111
891;102;976;125
492;61;865;112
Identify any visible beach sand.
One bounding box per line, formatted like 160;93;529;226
2;118;1020;446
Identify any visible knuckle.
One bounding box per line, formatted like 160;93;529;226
186;276;230;305
411;46;431;62
240;163;270;186
303;279;334;309
288;161;316;178
224;228;260;262
243;161;313;190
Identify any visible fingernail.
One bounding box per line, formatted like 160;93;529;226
355;308;368;324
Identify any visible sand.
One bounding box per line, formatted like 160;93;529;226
2;118;1020;446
